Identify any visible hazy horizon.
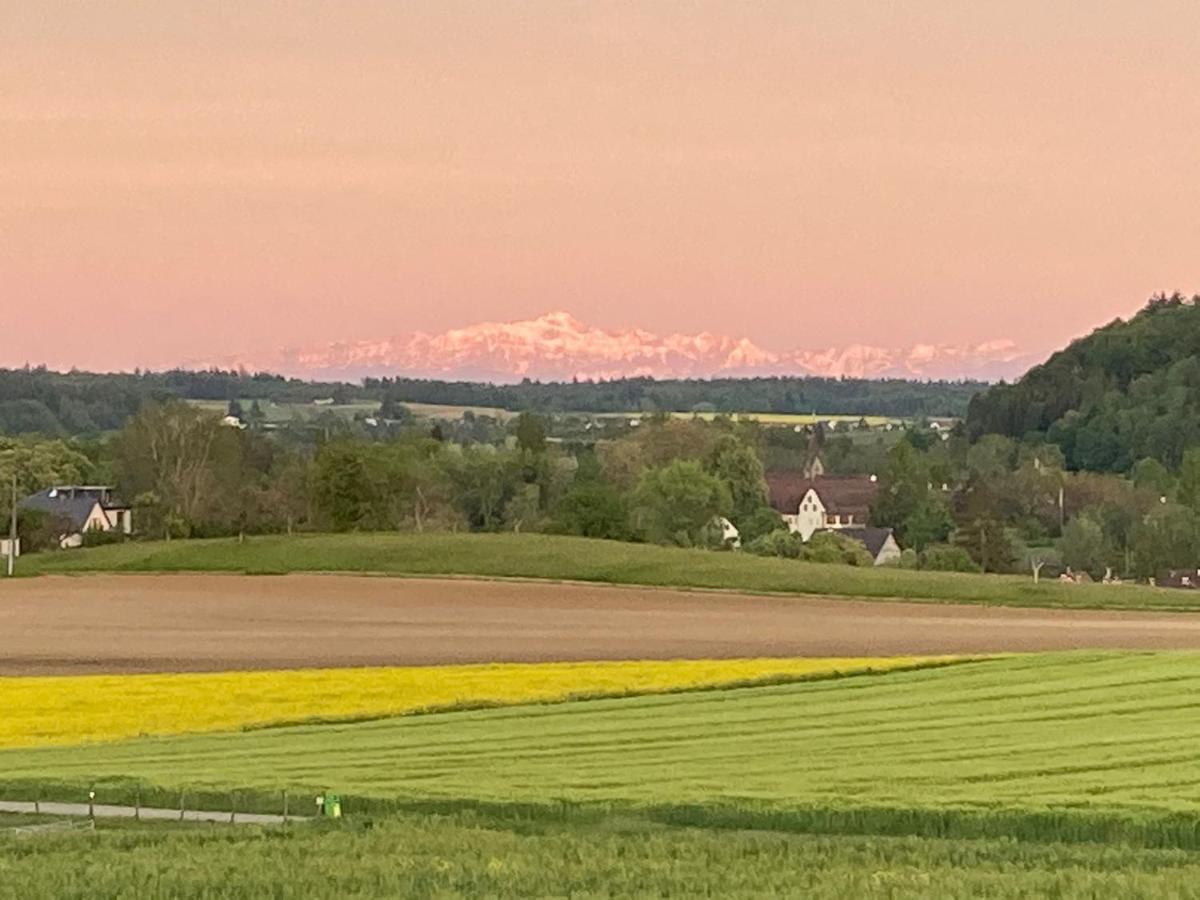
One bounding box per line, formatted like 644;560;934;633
4;3;1197;376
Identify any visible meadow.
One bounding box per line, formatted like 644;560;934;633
6;652;1200;849
1;656;951;748
3;812;1200;899
17;532;1199;612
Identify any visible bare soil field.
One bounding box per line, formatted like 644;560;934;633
3;575;1200;675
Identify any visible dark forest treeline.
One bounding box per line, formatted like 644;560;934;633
0;368;983;437
362;376;984;418
0;369;362;436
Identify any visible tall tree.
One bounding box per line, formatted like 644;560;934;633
113;402;222;538
0;438;93;498
631;460;731;547
706;435;769;526
1059;513;1111;578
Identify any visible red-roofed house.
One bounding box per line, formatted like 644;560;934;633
765;472;900;565
766;473;880;540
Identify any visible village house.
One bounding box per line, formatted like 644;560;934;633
765;472;902;566
836;527;902;567
21;485;132;549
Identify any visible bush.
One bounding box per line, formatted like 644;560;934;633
803;531;873;567
15;509;72;554
919;544;978;572
550;481;630;541
737;507;786;544
744;529;802;559
81;528;128;548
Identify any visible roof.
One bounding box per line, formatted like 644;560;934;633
836;526;898;559
766;473;880;521
21;489;103;532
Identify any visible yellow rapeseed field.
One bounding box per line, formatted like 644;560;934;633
4;656;959;749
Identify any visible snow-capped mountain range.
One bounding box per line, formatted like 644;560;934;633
212;312;1034;382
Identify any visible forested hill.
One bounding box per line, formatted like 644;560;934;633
0;367;984;436
966;294;1200;472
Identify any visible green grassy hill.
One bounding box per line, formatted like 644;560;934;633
18;532;1200;611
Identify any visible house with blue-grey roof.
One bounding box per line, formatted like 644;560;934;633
21;485;132;548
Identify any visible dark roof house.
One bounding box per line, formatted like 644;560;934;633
21;486;132;548
22;488;105;532
836;526;900;563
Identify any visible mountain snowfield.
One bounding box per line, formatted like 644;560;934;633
221;312;1032;382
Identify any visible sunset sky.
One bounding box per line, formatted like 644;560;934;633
3;2;1198;375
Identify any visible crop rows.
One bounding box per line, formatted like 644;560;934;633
1;656;951;749
5;654;1199;830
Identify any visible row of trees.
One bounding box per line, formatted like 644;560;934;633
15;392;1200;581
365;376;982;418
11;402;786;551
869;426;1200;580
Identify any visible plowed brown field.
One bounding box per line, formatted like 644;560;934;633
3;574;1200;675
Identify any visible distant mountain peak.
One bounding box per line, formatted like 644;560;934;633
206;311;1032;382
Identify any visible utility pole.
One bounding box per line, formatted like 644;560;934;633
7;471;16;577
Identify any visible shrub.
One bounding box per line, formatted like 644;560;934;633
744;529;802;559
81;528;128;548
803;531;873;567
16;509;72;554
919;544;978;572
737;507;787;544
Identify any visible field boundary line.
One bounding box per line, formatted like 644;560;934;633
234;654;993;734
0;799;304;826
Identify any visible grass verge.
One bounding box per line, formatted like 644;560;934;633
4;807;1200;898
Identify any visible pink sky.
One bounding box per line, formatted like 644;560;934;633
2;2;1198;375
